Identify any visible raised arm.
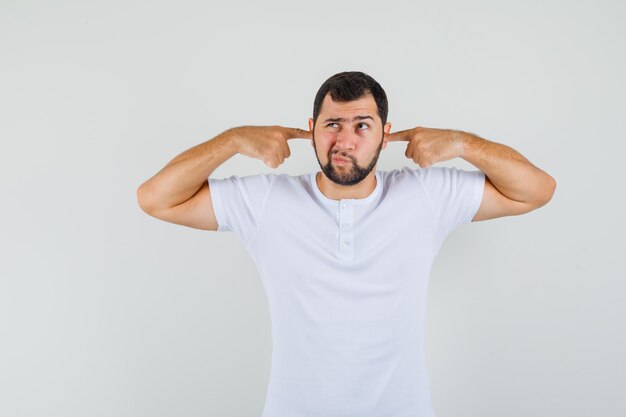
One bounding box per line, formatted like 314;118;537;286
385;126;556;222
458;131;556;221
136;125;311;230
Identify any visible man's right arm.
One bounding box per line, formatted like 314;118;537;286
136;125;310;231
136;130;239;230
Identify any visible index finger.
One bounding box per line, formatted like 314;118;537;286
284;127;312;140
385;128;414;142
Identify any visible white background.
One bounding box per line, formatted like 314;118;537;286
1;1;624;416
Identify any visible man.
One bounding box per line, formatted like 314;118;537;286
137;71;556;417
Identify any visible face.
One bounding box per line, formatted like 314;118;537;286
308;93;391;186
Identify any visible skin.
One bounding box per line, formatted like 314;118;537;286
306;91;556;218
308;93;392;200
138;90;556;230
386;126;556;220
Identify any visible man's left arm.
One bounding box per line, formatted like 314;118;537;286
385;127;557;222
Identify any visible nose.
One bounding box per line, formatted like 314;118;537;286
333;129;356;153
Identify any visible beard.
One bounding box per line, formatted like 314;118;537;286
312;132;384;186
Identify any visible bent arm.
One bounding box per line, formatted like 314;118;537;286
458;131;556;207
136;129;239;213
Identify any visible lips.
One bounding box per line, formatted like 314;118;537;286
332;155;351;163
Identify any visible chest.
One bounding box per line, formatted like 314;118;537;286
252;184;439;265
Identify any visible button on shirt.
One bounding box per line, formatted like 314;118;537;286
208;167;485;417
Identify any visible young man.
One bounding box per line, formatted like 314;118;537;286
137;71;555;417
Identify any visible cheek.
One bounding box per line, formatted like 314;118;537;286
314;135;335;154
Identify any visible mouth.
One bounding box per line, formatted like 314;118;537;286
332;155;351;164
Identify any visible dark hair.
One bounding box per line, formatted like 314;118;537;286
312;71;388;127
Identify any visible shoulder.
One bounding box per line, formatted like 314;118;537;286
269;172;311;188
377;166;455;179
210;172;280;186
377;166;440;186
377;166;415;180
407;166;483;187
379;166;484;203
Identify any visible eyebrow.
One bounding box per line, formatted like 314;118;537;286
322;115;374;123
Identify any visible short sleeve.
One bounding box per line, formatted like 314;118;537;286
208;174;276;245
414;166;485;240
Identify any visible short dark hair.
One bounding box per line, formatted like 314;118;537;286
312;71;388;127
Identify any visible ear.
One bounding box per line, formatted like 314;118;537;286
308;118;314;147
382;122;392;150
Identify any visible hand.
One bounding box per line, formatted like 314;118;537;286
228;125;312;168
385;126;465;168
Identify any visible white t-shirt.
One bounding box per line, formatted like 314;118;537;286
209;166;485;417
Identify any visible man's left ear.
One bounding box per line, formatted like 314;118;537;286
382;122;392;150
308;118;314;147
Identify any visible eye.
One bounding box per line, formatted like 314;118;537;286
358;123;369;130
326;122;339;128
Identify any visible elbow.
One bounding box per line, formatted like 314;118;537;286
137;184;154;214
544;174;557;203
533;174;557;208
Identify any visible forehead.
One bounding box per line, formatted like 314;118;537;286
319;93;379;120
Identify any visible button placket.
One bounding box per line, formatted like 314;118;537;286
338;200;354;260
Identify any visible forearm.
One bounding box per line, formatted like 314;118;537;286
137;129;239;211
457;131;556;205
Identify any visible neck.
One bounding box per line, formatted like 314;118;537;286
316;170;378;200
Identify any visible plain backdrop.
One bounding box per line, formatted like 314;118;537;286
1;1;624;416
